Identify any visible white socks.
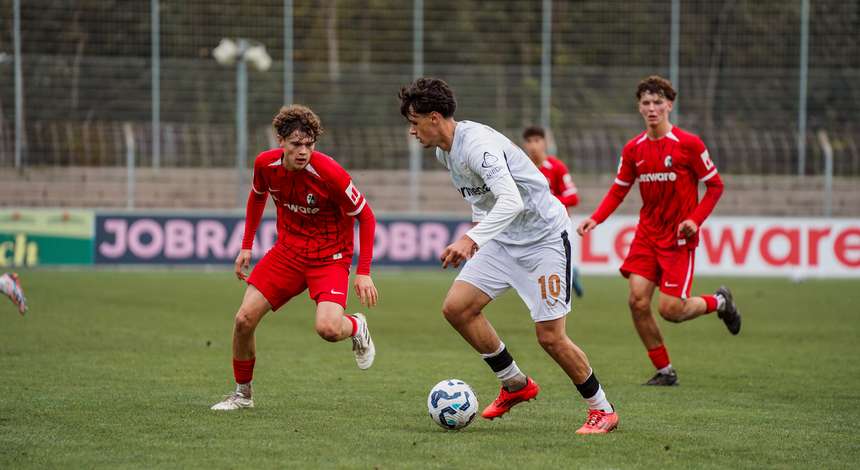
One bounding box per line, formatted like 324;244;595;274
585;385;612;412
715;294;727;311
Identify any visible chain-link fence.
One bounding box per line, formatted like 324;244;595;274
0;1;857;177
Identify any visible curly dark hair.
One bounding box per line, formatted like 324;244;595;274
636;75;677;102
272;105;324;141
522;125;546;140
398;77;457;118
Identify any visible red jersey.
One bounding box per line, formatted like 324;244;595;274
243;149;369;265
592;127;723;248
537;155;579;208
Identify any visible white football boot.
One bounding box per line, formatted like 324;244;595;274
350;313;375;370
0;273;27;315
210;391;254;411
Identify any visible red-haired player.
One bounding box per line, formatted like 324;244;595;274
211;105;378;410
577;76;741;386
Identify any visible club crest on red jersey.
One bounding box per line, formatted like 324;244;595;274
306;193;316;206
664;156;673;168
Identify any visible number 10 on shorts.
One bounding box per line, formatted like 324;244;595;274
538;274;562;306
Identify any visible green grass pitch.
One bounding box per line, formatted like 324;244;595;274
1;270;858;469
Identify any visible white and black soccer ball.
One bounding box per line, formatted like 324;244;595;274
427;379;478;430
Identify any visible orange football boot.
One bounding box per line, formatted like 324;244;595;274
481;377;540;419
575;407;619;434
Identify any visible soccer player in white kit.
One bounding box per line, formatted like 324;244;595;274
399;78;619;434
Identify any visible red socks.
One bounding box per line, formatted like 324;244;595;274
702;295;719;313
345;314;358;337
647;345;671;370
233;357;255;384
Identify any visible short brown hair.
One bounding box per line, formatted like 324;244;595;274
522;125;546;140
399;77;457;118
272;105;324;141
636;75;677;102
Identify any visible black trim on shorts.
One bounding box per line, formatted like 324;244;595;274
561;230;571;303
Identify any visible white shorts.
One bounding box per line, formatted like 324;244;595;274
456;228;573;322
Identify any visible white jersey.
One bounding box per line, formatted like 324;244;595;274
435;120;569;246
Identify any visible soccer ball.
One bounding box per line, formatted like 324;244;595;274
427;379;478;430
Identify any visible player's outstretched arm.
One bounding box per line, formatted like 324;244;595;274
578;181;631;237
237;189;268;280
688;173;724;228
583;152;635;232
684;138;724;232
352;196;377;307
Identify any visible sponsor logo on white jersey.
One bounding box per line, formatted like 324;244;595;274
481;152;500;168
458;185;491;197
637;172;677;183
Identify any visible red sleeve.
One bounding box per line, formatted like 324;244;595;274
591;183;631;223
325;158;375;274
328;165;367;218
242;159;269;250
553;161;579;208
689;173;723;226
590;152;635;223
242;190;268;250
354;202;376;275
685;136;723;226
251;158;267;195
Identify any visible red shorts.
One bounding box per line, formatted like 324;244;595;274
246;244;351;311
620;235;696;299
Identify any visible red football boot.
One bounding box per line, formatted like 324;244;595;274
481;377;540;420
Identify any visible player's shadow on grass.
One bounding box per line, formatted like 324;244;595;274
403;421;532;435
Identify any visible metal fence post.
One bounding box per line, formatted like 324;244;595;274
13;0;24;169
540;0;552;132
408;0;423;213
670;0;680;122
152;0;161;170
237;40;249;209
798;0;809;176
817;130;833;217
284;0;294;105
123;123;136;209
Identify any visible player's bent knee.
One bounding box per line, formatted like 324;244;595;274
657;302;684;322
441;300;473;324
315;321;342;342
234;310;258;335
535;328;565;352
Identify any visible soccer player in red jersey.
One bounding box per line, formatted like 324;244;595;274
522;125;584;298
577;76;741;386
211;105;379;410
522;126;580;210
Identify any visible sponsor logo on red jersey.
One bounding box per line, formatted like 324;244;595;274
637;172;678;183
285;203;320;214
